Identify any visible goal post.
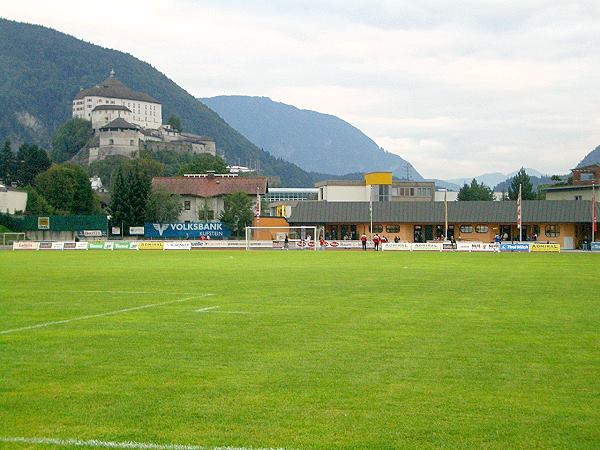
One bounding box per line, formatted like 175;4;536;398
1;232;26;246
245;226;318;250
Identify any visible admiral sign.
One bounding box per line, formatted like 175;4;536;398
145;222;231;239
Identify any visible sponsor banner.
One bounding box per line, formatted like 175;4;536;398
412;242;443;251
470;242;498;252
145;222;232;239
113;241;131;250
38;241;53;250
63;242;77;250
88;241;106;250
111;227;121;235
12;241;39;250
500;243;530;252
530;243;560;253
272;241;284;249
164;241;192;250
51;242;64;250
129;226;145;235
78;230;103;237
139;241;164;250
76;242;89;250
382;242;411;251
129;242;139;250
191;240;251;249
455;242;472;252
104;242;114;250
592;242;600;251
38;217;50;230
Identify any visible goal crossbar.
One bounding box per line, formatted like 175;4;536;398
244;226;318;251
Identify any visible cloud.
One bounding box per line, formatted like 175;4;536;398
3;0;600;179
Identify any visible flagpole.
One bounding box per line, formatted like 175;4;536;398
593;183;596;243
444;189;448;240
518;183;522;242
369;185;373;235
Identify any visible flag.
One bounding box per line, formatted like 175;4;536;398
593;184;597;233
517;184;522;230
255;186;261;217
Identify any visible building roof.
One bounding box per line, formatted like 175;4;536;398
92;104;131;112
152;176;268;197
99;118;139;131
75;72;160;104
545;185;596;191
314;180;364;187
288;200;600;224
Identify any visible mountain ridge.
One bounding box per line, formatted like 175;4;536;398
201;95;423;181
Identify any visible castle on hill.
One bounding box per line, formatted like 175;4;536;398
72;70;216;163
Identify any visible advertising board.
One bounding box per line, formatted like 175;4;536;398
12;241;39;250
79;230;103;237
38;242;53;250
592;242;600;251
129;227;145;235
129;242;139;250
38;217;50;230
63;242;77;250
51;242;64;250
412;242;443;251
113;241;131;250
139;241;164;250
87;242;105;250
530;243;560;253
381;242;411;251
164;241;192;250
104;242;114;250
500;243;530;252
144;222;231;239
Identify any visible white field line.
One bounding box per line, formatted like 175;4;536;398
0;436;290;450
195;306;221;312
36;290;207;295
0;294;214;336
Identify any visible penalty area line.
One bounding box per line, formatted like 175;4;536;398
0;436;291;450
0;294;214;336
195;307;251;314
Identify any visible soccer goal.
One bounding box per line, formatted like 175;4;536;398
1;232;26;246
245;226;318;250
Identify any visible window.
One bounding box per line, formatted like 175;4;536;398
108;139;114;145
372;225;383;233
460;225;473;233
378;185;390;202
386;225;400;233
545;225;560;237
184;201;191;211
199;210;214;221
130;139;135;146
575;195;582;201
581;173;594;181
475;225;489;233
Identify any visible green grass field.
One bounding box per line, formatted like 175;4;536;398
1;251;599;449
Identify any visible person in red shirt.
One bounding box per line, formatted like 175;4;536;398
360;233;368;251
373;233;380;251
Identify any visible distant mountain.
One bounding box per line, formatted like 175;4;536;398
576;145;600;168
446;168;546;189
201;96;423;181
431;179;462;191
0;19;317;186
494;175;556;193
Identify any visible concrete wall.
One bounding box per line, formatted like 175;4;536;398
321;185;369;202
0;190;27;214
91;108;133;130
546;188;595;201
178;196;223;222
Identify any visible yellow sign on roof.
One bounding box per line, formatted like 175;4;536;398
364;172;392;185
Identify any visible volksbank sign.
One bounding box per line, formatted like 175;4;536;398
144;222;231;238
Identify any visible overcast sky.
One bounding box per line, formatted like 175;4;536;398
4;1;600;179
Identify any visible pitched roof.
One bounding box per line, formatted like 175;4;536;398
92;104;131;112
75;73;160;104
99;118;139;130
152;176;268;197
288;200;600;224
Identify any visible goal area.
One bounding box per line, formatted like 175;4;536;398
1;232;26;246
245;226;318;250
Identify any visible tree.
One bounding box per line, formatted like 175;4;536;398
220;192;254;238
176;154;228;176
508;168;535;200
14;144;51;186
89;156;163;188
24;186;55;215
457;179;494;201
0;140;14;184
50;118;93;163
34;164;100;214
110;160;152;231
145;187;182;223
167;115;183;132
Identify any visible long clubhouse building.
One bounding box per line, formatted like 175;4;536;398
288;200;599;250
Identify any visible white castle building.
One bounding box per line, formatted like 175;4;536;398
73;71;216;163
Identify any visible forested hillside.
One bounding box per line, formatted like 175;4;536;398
202;96;423;180
0;19;315;186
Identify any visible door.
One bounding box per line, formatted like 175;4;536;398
500;225;512;241
425;225;434;241
563;236;574;250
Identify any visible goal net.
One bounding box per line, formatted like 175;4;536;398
245;226;318;250
1;232;26;246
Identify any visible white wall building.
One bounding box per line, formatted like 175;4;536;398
73;70;162;130
0;184;27;214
